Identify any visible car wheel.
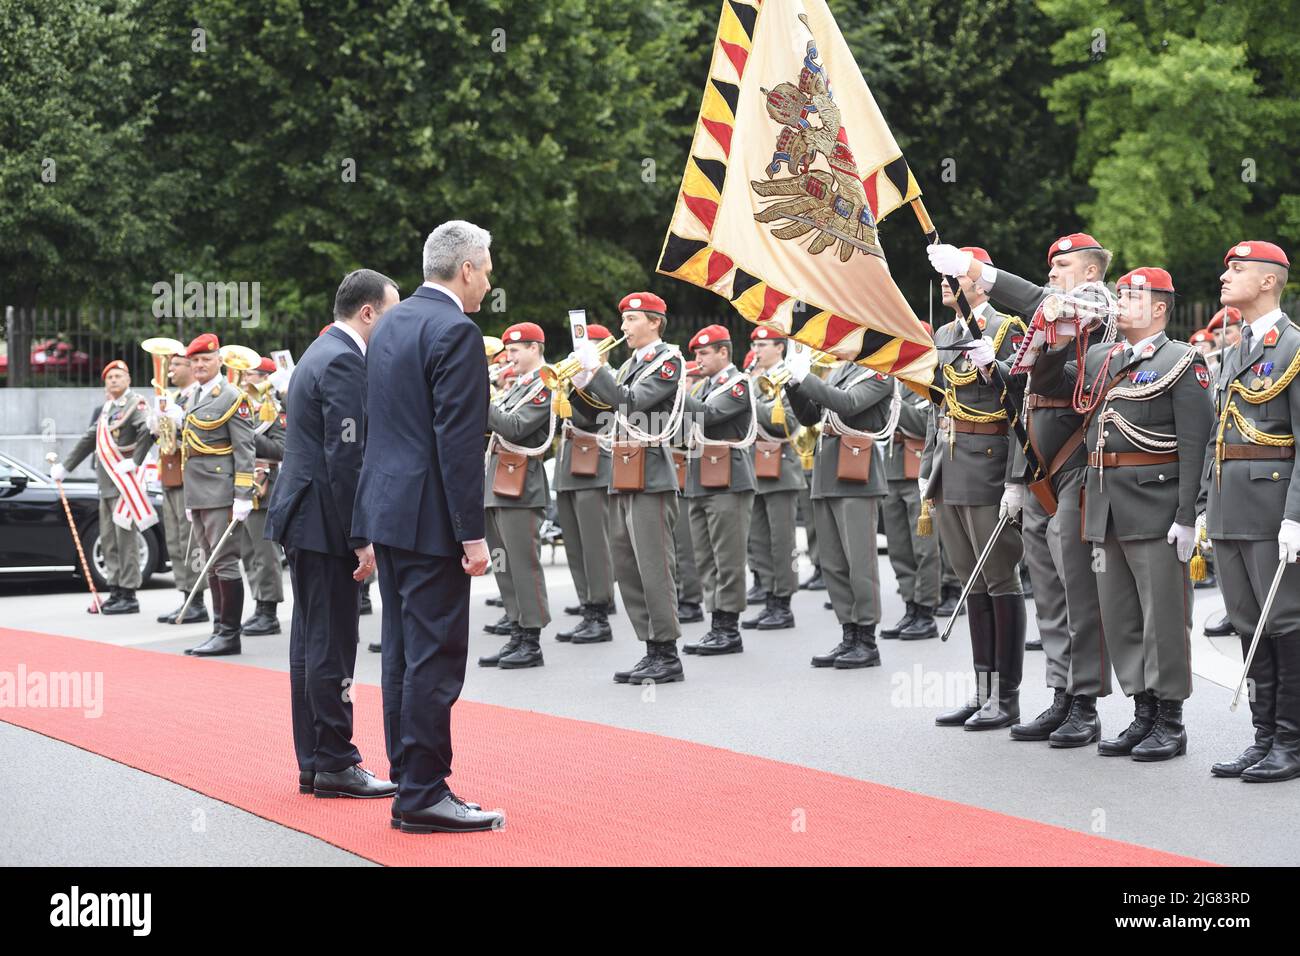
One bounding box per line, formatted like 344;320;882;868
88;524;156;588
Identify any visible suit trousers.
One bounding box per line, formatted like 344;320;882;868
933;502;1023;597
1097;517;1193;701
556;488;613;607
377;545;469;812
881;479;939;607
287;546;363;775
162;485;204;593
485;506;550;629
689;490;754;614
813;496;881;627
612;491;680;643
750;490;799;598
97;495;142;589
673;495;703;605
238;507;284;602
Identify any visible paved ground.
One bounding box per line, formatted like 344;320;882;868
1;545;1290;866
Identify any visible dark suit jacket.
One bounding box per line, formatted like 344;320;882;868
264;325;368;555
352;286;488;556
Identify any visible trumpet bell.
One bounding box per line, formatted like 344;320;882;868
141;337;186;356
219;344;262;371
484;335;504;358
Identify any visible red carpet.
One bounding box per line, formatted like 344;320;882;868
0;628;1209;866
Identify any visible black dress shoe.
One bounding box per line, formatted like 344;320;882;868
241;600;281;635
1241;745;1300;782
1049;694;1100;747
614;651;654;683
677;601;704;623
627;642;684;683
479;627;522;667
1010;688;1070;740
880;603;915;640
1212;744;1271;778
755;595;795;630
811;624;856;668
159;594;208;624
299;770;314;794
391;794;481;828
101;588;139;615
1131;698;1187;761
833;625;881;669
1098;692;1158;755
483;613;512;635
187;633;242;657
899;605;938;641
313;765;398;799
498;628;544;669
936;696;983;726
400;793;504;833
368;642;382;653
1204;612;1236;637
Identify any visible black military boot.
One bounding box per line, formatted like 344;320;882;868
189;579;243;656
1131;698;1187;761
833;624;881;669
99;587;125;613
242;600;281;635
1212;633;1276;777
556;605;587;641
684;611;722;654
746;571;768;604
478;625;522;667
899;604;938;641
1204;611;1236;637
102;587;139;615
936;592;995;725
811;623;857;668
1098;691;1158;756
483;612;512;635
1241;634;1300;782
756;594;795;630
498;627;544;669
965;593;1023;730
696;611;743;655
1010;688;1071;741
880;602;916;640
741;595;773;629
677;600;704;623
159;591;208;624
935;583;964;617
569;606;612;644
628;641;685;683
1048;694;1100;748
614;646;655;684
801;565;826;591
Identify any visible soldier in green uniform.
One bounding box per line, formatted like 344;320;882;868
1202;242;1300;782
570;292;686;684
554;323;617;644
922;247;1028;729
237;356;287;636
176;334;258;656
677;324;756;656
51;360;155;614
785;345;896;669
478;322;554;670
743;326;803;630
1035;267;1213;760
671;362;706;624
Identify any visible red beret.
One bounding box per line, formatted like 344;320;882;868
502;322;544;344
101;359;129;379
750;325;785;341
618;292;667;316
1117;267;1175;294
586;324;612;340
1190;329;1212;345
959;246;993;265
186;333;221;357
689;324;731;351
257;356;277;373
1208;306;1243;331
1047;233;1103;265
1224;241;1289;269
743;349;756;369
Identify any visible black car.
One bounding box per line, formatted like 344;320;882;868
0;450;170;588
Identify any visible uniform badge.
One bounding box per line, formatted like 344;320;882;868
975;316;987;331
1264;328;1280;347
1140;343;1156;358
660;362;676;379
531;391;549;405
1254;362;1274;378
136;399;148;412
1130;370;1157;385
1011;335;1024;350
211;384;222;397
236;401;251;419
1194;366;1210;389
731;382;747;398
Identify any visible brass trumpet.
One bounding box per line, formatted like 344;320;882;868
538;334;627;389
220;344;262;384
488;359;516;385
141;336;186;454
484;335;504;359
758;343;838;397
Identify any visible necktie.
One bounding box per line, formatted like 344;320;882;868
1239;324;1253;359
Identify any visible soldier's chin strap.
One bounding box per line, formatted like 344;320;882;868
910;198;1042;483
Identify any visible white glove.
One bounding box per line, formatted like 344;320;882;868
112;458;136;476
967;337;996;368
1279;519;1300;563
165;403;184;426
918;477;930;500
927;243;973;278
232;498;253;523
49;463;67;482
785;343;813;383
1166;522;1196;563
998;484;1023;520
185;508;193;522
1194;512;1212;553
575;340;600;372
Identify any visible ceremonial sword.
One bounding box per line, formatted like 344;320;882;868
940;512;1014;643
1230;557;1289;711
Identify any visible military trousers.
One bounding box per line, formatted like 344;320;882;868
797;483;819;567
813;496;882;627
162;485;204;593
1214;537;1300;638
96;495;142;590
556;488;613;607
192;505;242;581
238;506;284;603
749;490;798;598
485;506;550;630
933;502;1023;597
611;491;680;644
673;495;703;605
689;490;754;614
940;547;960;592
881;479;939;607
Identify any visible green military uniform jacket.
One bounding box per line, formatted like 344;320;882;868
752;384;805;493
681;363;756;498
180;377;257;510
786;361;892;500
485;368;553;509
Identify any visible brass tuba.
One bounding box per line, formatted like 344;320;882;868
220;344;262;385
141;337;186;454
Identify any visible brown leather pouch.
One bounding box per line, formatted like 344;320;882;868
1027;476;1058;517
700;443;732;488
569;435;599;477
672;449;687;490
755;440;782;480
492;450;528;498
159;451;183;489
902;437;924;481
836;435;873;482
612;442;646;491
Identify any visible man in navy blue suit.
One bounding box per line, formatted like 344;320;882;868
266;269;401;800
353;220;504;833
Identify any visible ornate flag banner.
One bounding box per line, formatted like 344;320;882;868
657;0;936;388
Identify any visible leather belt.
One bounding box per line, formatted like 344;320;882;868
1088;451;1178;468
1026;395;1072;409
1222;445;1296;461
951;420;1008;436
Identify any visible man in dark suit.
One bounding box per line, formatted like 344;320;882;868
353;220;504;833
266;269;401;799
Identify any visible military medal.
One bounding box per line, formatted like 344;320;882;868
1252;377;1264;390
